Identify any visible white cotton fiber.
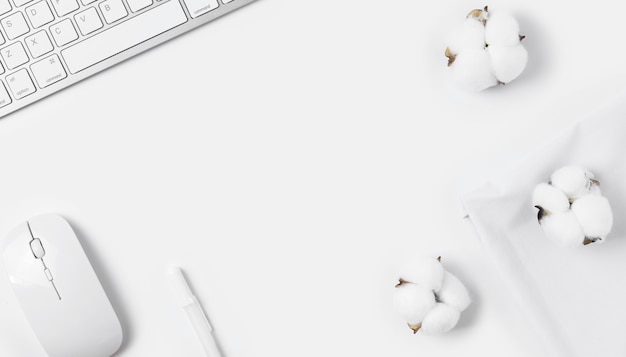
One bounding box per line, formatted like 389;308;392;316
484;10;521;47
571;195;613;240
534;166;612;247
447;18;486;53
550;166;593;200
446;7;526;91
539;211;585;247
420;303;461;334
394;260;472;334
450;49;498;92
487;44;528;83
533;183;569;215
436;271;471;311
393;283;436;325
398;256;444;291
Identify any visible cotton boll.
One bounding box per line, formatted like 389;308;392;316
447;18;486;53
398;257;444;291
394;263;471;334
539;211;585;247
550;166;594;200
485;10;521;47
450;49;498;92
435;271;471;311
487;44;528;83
393;283;437;326
446;7;527;91
420;303;461;334
571;195;613;241
532;183;569;216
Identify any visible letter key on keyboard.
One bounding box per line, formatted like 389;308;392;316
99;0;127;24
2;12;30;40
2;42;29;69
50;0;80;17
61;0;186;73
74;7;103;35
25;31;54;58
0;0;260;118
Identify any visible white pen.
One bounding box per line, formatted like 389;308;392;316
168;267;223;357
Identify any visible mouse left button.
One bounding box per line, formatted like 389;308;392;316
30;239;45;259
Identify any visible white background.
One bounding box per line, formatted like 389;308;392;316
1;0;626;356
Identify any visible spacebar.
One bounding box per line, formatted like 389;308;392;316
61;0;187;74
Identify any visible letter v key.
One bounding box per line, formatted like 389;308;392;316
73;7;103;36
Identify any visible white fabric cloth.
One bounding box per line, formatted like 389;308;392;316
459;95;626;356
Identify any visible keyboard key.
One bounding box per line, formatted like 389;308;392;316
74;7;101;35
1;41;29;69
62;0;186;73
0;81;11;107
0;0;11;15
127;0;151;13
25;30;52;58
6;68;35;99
1;12;30;40
30;54;66;87
12;0;33;7
25;0;53;28
99;0;127;24
183;0;218;18
50;0;78;16
50;19;78;46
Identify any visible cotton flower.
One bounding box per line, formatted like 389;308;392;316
436;271;471;311
534;166;612;246
538;211;585;248
532;183;569;217
550;166;598;201
449;49;498;92
571;195;613;243
484;9;522;47
487;45;528;84
420;303;461;334
393;283;436;328
393;257;471;334
445;6;527;91
447;18;486;53
397;256;445;291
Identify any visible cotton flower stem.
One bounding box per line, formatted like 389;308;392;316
395;278;409;288
445;47;456;67
519;35;526;41
466;6;489;25
408;322;422;334
433;291;442;303
535;205;547;222
591;179;600;186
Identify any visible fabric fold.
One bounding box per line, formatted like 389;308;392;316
459;94;626;356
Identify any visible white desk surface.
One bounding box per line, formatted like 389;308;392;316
1;0;626;356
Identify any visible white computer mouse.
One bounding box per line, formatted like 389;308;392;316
1;214;123;357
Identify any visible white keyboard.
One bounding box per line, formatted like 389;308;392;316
0;0;257;118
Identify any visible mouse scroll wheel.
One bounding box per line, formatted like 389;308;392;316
30;238;46;259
